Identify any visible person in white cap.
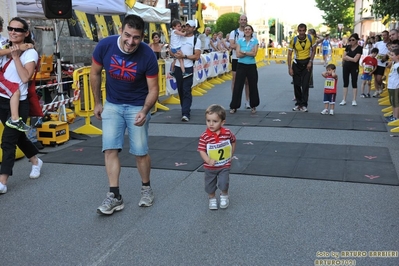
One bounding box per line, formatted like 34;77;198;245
170;20;202;122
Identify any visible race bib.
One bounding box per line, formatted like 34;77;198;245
207;140;232;167
377;54;385;60
364;65;373;73
324;78;336;90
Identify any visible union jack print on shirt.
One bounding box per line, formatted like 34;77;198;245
109;54;137;82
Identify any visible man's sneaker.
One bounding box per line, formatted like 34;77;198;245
209;198;218;210
181;115;189;122
372;91;380;98
29;158;43;179
6;117;30;132
385;115;394;121
321;109;329;115
386;116;397;122
366;93;371;98
182;72;193;78
360;93;366;98
139;186;154;207
245;102;251;109
339;100;346;106
97;192;124;215
169;71;175;77
352;101;357;106
300;106;308;112
0;182;7;194
220;195;229;209
329;109;334;115
292;106;301;111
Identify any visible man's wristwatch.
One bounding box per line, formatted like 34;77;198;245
184;55;188;59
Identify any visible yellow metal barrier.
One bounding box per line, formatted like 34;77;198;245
256;48;266;67
72;67;103;135
265;48;288;65
153;60;169;113
331;48;345;66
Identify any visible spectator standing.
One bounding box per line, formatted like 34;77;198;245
339;33;363;106
149;32;165;59
0;17;42;194
229;25;260;114
373;30;390;97
259;38;266;48
287;23;316;112
386;48;399;122
360;48;378;98
198;27;211;53
169;20;191;78
229;15;251;109
171;20;202;122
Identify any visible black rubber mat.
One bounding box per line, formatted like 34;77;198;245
40;136;399;185
150;109;387;132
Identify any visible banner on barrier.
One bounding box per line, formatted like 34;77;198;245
164;51;230;95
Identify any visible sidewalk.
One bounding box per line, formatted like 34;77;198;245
1;62;399;266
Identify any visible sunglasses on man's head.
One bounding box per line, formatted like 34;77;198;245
7;26;27;33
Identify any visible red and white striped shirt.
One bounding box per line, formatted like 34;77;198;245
198;127;236;170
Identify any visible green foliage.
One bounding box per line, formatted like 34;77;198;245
315;0;354;31
368;0;399;21
215;12;241;35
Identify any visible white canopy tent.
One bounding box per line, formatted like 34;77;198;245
16;0;127;18
14;1;170;24
126;2;170;24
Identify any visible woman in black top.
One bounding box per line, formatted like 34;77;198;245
149;32;165;59
339;33;363;106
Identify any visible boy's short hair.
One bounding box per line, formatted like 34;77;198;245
370;47;379;54
391;48;399;56
205;104;226;121
171;19;181;28
326;63;336;70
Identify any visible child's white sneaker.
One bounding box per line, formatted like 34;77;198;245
209;198;218;210
220;195;229;209
329;109;334;115
0;182;7;194
320;109;329;115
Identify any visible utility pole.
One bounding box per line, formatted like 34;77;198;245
188;0;192;20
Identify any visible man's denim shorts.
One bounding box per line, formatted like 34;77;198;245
101;101;150;156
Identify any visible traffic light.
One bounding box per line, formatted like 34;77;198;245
269;25;275;36
42;0;72;19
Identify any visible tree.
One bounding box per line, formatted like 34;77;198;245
215;12;241;36
315;0;354;31
368;0;399;22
